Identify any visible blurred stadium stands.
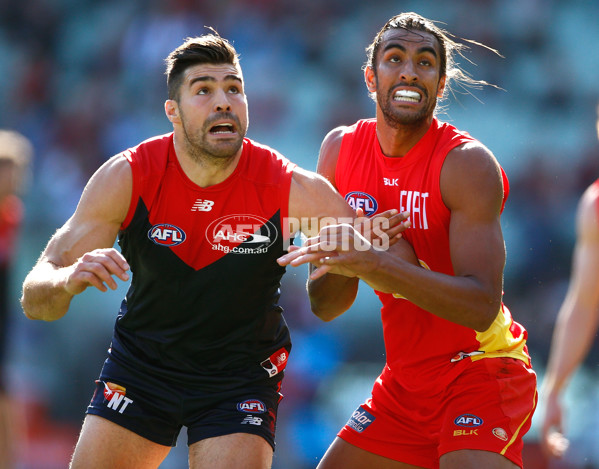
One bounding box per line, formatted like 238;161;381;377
1;0;599;467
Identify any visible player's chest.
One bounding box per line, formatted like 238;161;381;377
339;162;447;232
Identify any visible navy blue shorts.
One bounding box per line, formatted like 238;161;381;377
86;356;283;449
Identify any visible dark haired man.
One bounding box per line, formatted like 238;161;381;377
279;12;537;469
20;34;407;469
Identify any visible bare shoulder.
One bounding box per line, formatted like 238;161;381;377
89;153;132;186
43;154;133;266
441;141;504;214
444;141;502;179
577;182;599;239
317;125;351;186
75;153;132;225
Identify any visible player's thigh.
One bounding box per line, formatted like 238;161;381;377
317;437;426;469
70;414;171;469
189;432;273;469
440;449;519;469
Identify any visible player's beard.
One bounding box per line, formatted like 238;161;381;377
377;83;437;128
180;111;247;163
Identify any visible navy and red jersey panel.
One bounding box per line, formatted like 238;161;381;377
109;133;296;387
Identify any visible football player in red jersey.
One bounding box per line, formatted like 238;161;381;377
279;12;536;469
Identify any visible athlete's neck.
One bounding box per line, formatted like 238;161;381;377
173;136;242;188
375;112;434;158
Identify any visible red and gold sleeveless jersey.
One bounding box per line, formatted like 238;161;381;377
335;118;530;392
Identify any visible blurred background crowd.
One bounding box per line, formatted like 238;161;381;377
1;0;599;467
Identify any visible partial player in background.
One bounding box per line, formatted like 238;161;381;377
279;12;536;469
540;103;599;459
0;129;33;469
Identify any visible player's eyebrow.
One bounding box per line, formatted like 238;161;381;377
189;75;243;86
383;42;438;58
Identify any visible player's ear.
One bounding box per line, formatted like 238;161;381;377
437;76;446;99
165;100;180;124
364;66;377;94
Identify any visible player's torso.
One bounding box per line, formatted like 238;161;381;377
113;136;293;381
335;119;510;388
337;119;458;279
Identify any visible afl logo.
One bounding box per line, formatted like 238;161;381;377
237;399;266;414
454;414;483;427
148;223;186;246
344;191;378;216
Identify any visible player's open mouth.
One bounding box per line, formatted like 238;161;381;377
393;89;422;103
209;123;235;134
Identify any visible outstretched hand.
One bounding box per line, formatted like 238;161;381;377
63;248;130;295
278;209;411;279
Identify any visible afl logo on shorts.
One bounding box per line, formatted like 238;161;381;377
344;191;378;216
237;399;266;413
454;414;483;427
148;223;186;246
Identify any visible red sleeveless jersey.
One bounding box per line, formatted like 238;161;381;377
335;118;530;393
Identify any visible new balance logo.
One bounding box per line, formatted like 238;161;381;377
241;416;263;426
192;199;215;212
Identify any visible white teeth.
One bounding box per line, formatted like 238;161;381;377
211;123;234;134
394;90;421;102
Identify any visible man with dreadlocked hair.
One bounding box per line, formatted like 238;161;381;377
279;12;536;469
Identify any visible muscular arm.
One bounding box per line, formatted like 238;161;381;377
287;127;412;321
287;161;360;321
20;155;132;321
293;141;505;331
353;142;505;331
540;183;599;456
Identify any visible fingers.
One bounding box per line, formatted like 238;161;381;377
279;248;334;267
278;227;354;265
358;211;410;246
308;263;332;279
66;248;130;294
